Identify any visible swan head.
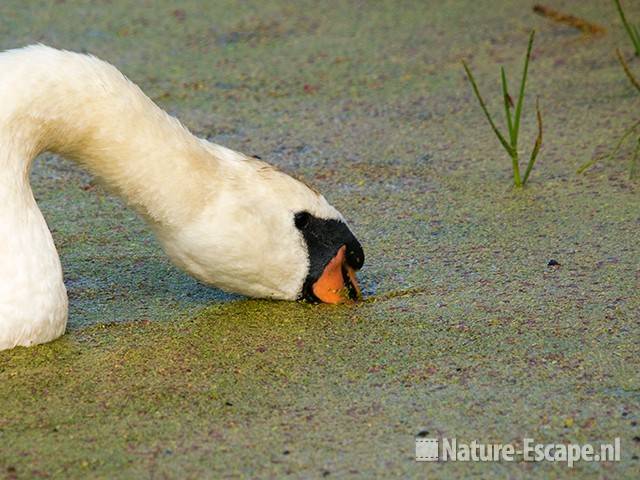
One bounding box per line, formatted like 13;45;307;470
157;146;364;303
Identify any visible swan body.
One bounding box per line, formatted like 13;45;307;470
0;45;363;350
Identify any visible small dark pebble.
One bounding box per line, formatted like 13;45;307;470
283;450;290;455
547;259;560;267
416;430;430;438
225;401;233;407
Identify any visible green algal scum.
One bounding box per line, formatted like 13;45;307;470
462;31;542;188
614;0;640;56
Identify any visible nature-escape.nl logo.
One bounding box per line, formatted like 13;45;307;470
415;437;621;467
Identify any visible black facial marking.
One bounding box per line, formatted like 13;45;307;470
294;211;364;302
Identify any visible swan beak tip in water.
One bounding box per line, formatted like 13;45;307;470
311;245;363;304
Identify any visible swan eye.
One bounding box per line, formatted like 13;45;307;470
294;211;311;230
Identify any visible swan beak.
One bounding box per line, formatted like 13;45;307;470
312;245;362;304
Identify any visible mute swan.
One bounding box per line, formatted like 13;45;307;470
0;45;364;351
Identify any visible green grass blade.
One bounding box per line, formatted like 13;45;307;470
633;24;640;51
630;138;640;179
462;61;514;156
616;48;640;93
614;0;640;55
501;66;515;144
577;118;640;173
522;98;543;185
576;158;597;175
512;30;535;151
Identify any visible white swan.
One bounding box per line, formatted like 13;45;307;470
0;45;364;351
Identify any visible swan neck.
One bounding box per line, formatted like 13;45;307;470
5;80;214;229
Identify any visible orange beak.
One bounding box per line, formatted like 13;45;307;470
311;245;362;304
